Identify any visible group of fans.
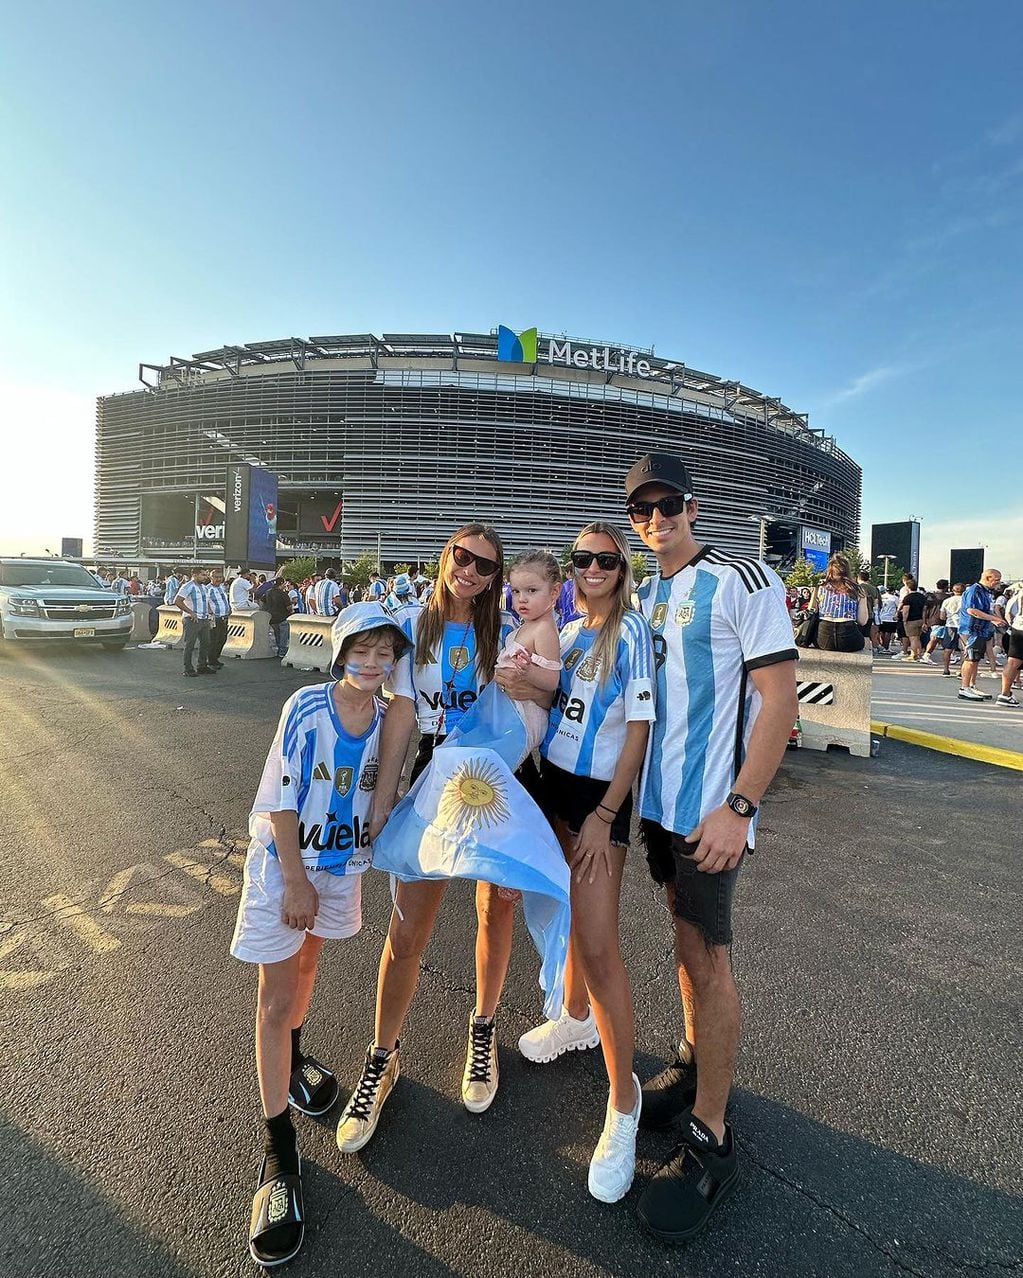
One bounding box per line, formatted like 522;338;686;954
229;451;800;1266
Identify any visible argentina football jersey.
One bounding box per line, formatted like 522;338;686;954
637;547;797;844
390;607;515;734
249;684;383;875
541;611;655;782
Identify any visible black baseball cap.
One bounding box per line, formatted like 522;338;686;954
625;453;695;504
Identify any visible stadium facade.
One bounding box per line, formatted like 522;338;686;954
94;329;861;570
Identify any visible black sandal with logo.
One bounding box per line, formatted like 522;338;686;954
249;1153;304;1267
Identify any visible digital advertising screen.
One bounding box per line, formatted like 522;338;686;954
247;466;279;569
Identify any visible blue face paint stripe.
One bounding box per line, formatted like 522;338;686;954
673;570;720;834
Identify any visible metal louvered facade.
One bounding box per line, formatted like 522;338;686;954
95;331;861;567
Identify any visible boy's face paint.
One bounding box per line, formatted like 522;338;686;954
340;637;398;689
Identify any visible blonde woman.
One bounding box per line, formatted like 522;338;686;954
336;524;534;1152
512;522;655;1203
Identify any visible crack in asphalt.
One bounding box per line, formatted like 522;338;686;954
738;1138;1021;1277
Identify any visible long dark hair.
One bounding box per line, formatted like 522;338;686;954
415;524;504;679
822;553;860;599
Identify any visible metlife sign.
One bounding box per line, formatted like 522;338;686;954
497;326;654;379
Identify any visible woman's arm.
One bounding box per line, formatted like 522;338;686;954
369;694;416;838
571;719;650;884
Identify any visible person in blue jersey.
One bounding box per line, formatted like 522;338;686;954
384;572;415;612
312;568;342;617
957;567;1006;701
337;524;538;1152
514;522;655;1205
174;566;215;677
621;453;797;1244
231;602;408;1268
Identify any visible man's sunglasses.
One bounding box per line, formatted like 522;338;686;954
626;493;692;523
570;550;625;571
451;544;500;577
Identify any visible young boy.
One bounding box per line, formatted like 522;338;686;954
231;602;409;1268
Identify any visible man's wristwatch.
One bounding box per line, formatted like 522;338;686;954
726;792;757;819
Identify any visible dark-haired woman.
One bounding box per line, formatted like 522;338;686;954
812;554;868;653
511;522;655;1203
336;524;531;1152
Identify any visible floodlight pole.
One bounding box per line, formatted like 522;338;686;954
877;554;896;589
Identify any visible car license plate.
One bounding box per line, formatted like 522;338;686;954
74;627;96;638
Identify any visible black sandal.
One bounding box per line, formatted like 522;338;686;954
249;1153;304;1267
288;1057;339;1116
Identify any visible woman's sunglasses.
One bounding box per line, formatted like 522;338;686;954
570;550;624;571
626;494;691;523
451;544;500;577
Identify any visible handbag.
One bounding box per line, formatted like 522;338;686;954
794;609;820;648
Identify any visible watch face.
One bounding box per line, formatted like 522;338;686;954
731;795;752;816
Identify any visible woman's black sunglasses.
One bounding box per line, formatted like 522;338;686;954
626;493;692;523
451;544;500;577
570;550;624;571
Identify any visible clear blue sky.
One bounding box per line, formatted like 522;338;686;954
2;1;1021;582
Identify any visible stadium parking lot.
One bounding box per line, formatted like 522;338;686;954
0;644;1020;1278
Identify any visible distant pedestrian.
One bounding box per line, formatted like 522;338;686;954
164;568;182;606
207;569;230;668
231;571;254;611
957;568;1005;702
264;579;293;655
313;569;342;617
175;566;214;677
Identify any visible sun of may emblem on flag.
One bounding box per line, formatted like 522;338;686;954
437;758;511;832
449;645;471;672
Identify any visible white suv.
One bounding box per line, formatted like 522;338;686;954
0;558;134;650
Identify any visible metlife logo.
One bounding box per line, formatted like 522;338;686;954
497;326;653;379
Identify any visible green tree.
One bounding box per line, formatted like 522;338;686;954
784;557;823;589
279;555;316;583
421;558;439;580
393;562;411;576
344;552;378;591
631;551;650;584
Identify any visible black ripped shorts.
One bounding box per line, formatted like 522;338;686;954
641;819;744;947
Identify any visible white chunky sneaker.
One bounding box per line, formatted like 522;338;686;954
518;1006;601;1064
588;1073;642;1203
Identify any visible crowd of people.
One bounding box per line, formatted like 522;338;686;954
786;558;1022;708
228;450;799;1266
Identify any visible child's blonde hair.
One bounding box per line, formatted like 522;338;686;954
509;549;561;588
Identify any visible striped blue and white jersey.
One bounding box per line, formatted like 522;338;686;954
249;684;384;875
207;584;230;618
163;575;180;605
314;578;341;616
177;580;210;618
637;546;797;844
389;605;515;735
541;611;655;782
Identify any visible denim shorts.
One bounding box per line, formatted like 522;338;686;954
641;819;743;946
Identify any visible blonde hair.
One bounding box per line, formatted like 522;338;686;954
572;522;635;686
415;524;504;680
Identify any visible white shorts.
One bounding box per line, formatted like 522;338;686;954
230;843;364;965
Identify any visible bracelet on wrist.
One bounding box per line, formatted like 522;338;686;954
593;809;613;825
597;803;617;817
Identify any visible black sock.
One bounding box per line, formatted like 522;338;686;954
290;1025;304;1074
263;1107;298;1180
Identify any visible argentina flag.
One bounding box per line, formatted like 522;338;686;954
372;683;571;1018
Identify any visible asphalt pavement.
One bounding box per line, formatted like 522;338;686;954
0;643;1020;1278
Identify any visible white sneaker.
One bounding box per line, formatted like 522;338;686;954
518;1006;601;1063
918;655;935;665
587;1074;641;1203
957;687;985;701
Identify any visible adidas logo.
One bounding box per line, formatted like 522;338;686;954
312;761;331;781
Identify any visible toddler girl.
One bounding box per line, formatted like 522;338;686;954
497;550;563;759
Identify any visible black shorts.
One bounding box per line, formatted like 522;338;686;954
537;759;632;845
411;733;544;802
879;622;897;635
1008;632;1023;662
961;636;990;663
641;819;743;947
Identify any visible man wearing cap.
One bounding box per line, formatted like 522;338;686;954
624;452;797;1243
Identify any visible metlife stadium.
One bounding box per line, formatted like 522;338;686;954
94;327;861;570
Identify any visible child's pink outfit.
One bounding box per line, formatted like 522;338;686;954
495;629;562;761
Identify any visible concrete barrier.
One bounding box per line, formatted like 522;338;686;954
280;614;334;672
130;600;156;643
221;609;278;660
154;606;184;649
795;647;873;757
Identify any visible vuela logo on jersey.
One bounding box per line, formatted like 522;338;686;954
423;689;478;713
299;814;371;854
554;689;587;723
